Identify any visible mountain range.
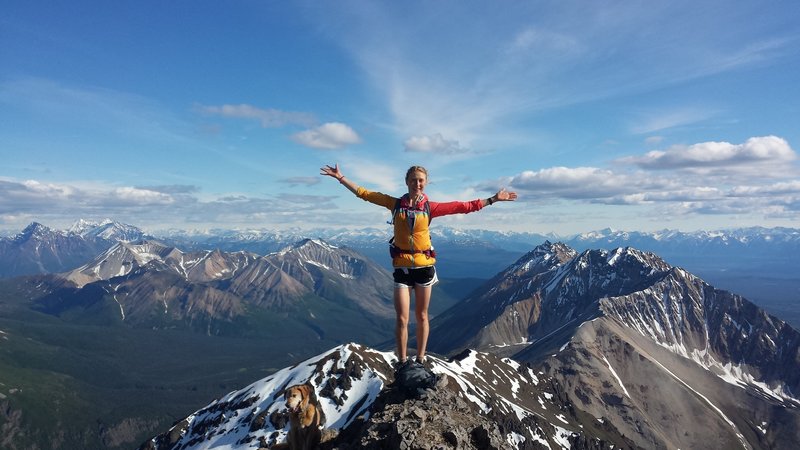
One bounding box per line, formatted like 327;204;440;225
36;237;396;335
3;218;799;278
139;241;800;450
3;220;799;275
3;219;798;328
2;220;799;449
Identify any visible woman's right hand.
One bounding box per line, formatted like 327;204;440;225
320;164;343;181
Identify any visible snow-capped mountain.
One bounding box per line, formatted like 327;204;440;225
0;220;148;278
62;239;252;288
40;238;395;335
140;343;634;450
0;222;101;277
428;241;673;357
429;242;800;449
69;218;148;242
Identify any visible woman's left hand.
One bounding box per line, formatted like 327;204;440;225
495;188;518;202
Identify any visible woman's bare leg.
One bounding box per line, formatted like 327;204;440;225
414;284;432;362
394;286;412;362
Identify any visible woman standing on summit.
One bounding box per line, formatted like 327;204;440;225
321;164;517;366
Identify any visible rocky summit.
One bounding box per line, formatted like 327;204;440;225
140;343;633;450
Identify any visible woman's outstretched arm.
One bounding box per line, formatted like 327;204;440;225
320;163;359;195
430;188;518;217
320;163;397;209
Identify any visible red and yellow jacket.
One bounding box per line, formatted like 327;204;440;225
356;187;484;268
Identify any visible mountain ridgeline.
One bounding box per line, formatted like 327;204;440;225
140;241;800;450
35;238;396;335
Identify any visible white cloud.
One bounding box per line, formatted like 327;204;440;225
508;167;636;199
111;187;174;205
0;176;348;231
291;122;362;150
495;135;800;220
622;136;796;171
729;180;800;196
404;133;469;154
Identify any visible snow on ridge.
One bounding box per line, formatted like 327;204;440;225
163;344;390;450
603;288;800;407
310;238;338;250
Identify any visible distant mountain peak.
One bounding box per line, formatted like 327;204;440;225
295;237;338;250
506;240;577;276
15;222;58;241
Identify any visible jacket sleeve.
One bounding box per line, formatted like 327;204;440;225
355;187;397;210
429;199;484;218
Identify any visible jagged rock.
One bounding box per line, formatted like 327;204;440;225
327;375;511;449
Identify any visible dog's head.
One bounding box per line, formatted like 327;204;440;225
284;383;313;414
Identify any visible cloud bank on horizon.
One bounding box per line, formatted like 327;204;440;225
1;1;799;234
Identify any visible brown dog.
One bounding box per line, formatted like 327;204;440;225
271;383;323;450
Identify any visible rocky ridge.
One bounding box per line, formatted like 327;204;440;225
140;343;635;450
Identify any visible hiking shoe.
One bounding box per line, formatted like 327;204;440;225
393;358;412;372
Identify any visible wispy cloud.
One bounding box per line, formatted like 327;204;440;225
630;108;718;134
404;133;470;154
0;77;190;143
314;2;795;151
278;177;321;187
196;103;316;128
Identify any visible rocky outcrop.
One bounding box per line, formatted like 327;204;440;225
329;375;509;450
139;344;638;450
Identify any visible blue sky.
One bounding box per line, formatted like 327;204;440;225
2;0;799;235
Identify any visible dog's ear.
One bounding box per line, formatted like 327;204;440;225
302;383;318;404
298;385;311;407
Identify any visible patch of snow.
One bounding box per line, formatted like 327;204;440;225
551;423;576;449
507;431;527;446
113;295;125;320
601;354;630;398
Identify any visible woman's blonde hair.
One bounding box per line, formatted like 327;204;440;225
405;165;428;181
